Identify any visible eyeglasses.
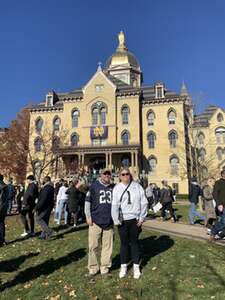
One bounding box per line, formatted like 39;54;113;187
121;173;130;176
103;172;111;176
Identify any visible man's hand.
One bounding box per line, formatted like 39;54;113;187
137;220;143;227
86;217;93;226
218;205;224;212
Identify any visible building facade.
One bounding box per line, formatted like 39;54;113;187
28;31;225;194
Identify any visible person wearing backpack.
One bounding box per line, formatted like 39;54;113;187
0;174;9;247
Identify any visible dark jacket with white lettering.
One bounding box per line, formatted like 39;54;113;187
85;179;113;229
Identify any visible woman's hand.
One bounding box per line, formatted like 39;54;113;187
137;220;143;227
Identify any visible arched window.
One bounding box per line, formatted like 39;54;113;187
35;117;43;132
170;155;179;175
100;107;107;125
216;147;223;160
215;127;225;144
148;156;157;174
168;130;178;148
198;148;206;162
147;132;156;149
92;108;98;126
121;131;129;145
53;116;60;131
197;132;205;145
34;137;42;152
147;110;155;126
34;160;42;177
168;109;176;125
52;136;60;150
72;109;79;128
217;113;224;122
121;105;129;125
201;166;208;179
71;133;79;146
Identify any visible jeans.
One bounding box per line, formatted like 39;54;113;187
211;208;225;236
161;202;176;221
189;202;205;224
58;199;68;225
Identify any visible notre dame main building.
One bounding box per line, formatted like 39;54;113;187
28;32;225;194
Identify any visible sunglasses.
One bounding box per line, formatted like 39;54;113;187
121;173;130;176
103;171;111;176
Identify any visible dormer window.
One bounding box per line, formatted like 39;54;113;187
46;93;53;107
217;113;224;123
155;83;164;99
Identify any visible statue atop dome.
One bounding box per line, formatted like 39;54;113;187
117;31;127;51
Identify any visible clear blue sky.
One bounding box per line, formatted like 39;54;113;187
1;0;225;127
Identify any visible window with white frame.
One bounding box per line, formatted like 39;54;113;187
148;156;157;174
72;110;79;128
147;132;156;149
147;110;155;126
53;117;60;131
170;156;179;175
121;105;129;125
168;130;178;148
71;133;79;146
168;109;176;125
215;127;225;144
121;131;129;145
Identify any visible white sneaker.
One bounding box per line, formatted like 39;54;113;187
133;264;141;279
21;231;29;237
119;264;127;278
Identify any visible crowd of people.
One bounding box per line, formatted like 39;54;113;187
1;168;225;278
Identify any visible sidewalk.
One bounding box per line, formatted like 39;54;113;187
143;218;225;246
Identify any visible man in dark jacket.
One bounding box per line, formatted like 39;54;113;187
36;176;55;239
0;174;9;246
20;175;39;237
188;177;205;225
210;170;225;240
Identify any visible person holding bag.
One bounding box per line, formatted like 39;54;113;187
112;167;148;279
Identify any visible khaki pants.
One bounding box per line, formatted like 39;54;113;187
88;223;113;274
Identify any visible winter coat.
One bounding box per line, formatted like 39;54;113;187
23;182;39;210
160;186;174;204
213;178;225;206
35;183;54;213
189;182;202;204
0;181;9;216
66;186;81;213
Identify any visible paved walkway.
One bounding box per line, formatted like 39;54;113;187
143;218;225;246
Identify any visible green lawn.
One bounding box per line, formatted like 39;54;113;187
149;203;204;225
1;214;225;300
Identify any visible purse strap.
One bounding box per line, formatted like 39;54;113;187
119;180;132;203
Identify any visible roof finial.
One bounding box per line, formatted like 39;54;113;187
180;80;188;96
117;31;127;51
97;61;102;72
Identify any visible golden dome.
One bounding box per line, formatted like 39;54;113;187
105;31;140;70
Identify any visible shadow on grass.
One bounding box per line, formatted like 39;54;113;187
111;234;174;270
0;252;40;273
51;225;88;240
0;248;86;292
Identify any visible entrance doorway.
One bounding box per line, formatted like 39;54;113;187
88;155;106;173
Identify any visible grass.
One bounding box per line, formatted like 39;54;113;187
149;202;204;225
1;213;225;300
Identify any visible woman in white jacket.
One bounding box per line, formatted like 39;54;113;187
56;181;69;225
112;167;148;279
